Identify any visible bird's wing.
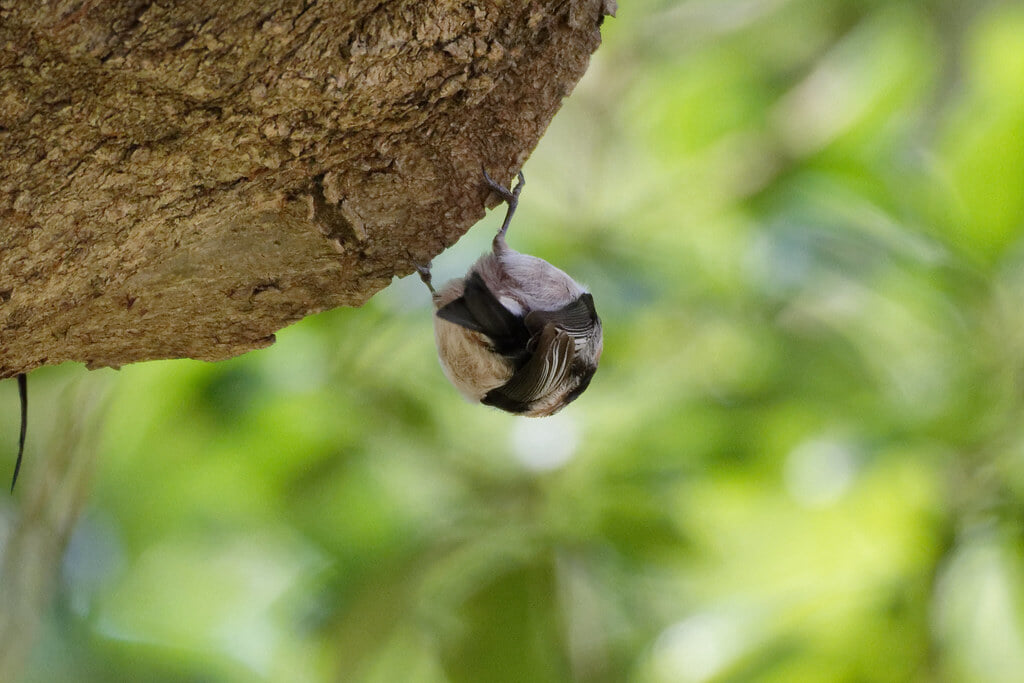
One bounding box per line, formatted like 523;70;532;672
525;293;599;344
436;272;531;358
482;325;575;413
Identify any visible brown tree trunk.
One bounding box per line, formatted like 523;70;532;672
0;0;615;378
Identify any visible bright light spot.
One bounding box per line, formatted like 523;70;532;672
511;412;580;472
784;437;857;507
650;611;748;683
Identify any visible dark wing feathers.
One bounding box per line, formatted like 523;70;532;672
436;272;530;357
525;293;599;340
483;326;575;412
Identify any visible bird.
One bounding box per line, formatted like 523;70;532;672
415;168;602;417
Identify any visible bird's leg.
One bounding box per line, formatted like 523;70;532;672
414;261;436;295
482;168;525;241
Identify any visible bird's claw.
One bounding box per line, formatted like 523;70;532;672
413;261;435;294
482;166;525;205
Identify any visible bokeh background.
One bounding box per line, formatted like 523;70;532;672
5;0;1024;681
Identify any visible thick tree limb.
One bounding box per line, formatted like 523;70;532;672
0;0;615;378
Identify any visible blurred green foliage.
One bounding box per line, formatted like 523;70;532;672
5;0;1024;681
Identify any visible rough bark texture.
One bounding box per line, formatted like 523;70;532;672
0;0;615;378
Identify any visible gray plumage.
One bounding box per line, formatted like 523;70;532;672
417;170;602;417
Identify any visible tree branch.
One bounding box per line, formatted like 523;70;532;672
0;0;615;378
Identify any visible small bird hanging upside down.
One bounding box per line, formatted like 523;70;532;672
5;171;603;489
416;169;603;417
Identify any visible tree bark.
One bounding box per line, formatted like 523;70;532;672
0;0;615;378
